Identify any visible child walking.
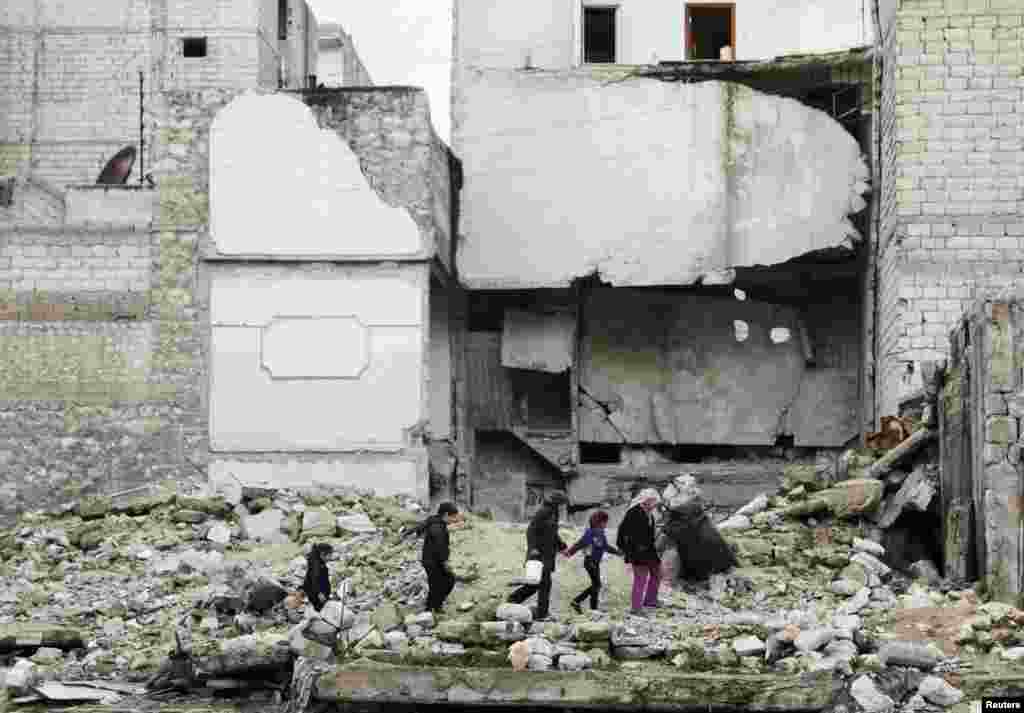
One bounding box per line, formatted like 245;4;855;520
562;510;621;613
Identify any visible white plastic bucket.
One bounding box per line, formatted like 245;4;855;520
524;559;543;585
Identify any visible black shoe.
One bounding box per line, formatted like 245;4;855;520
571;601;583;615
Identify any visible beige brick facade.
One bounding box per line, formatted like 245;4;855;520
875;0;1024;418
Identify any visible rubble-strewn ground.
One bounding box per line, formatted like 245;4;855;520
1;459;1022;712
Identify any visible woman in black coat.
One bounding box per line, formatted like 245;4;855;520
616;488;662;616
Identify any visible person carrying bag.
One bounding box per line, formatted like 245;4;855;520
507;491;568;621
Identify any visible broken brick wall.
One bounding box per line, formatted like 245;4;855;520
874;0;1024;421
301;87;455;274
0;87;238;525
940;296;1024;604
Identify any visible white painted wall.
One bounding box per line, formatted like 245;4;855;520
456;0;873;69
455;73;869;289
209;92;422;258
209;264;427;451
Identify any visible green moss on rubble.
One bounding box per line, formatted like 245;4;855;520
158;176;208;226
0;335;157;403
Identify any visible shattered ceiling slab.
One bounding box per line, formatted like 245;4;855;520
456;75;869;289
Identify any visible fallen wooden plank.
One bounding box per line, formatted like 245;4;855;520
313;664;836;710
863;428;935;480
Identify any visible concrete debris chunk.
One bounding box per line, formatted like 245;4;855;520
851;551;891;577
5;659;38;695
301;508;337;539
877;641;941;671
557;653;591;671
496;603;533;624
853;537;886;557
850;675;896;713
32;681;122;703
918;675;963;707
732;635;766;657
831;578;861;596
336;513;378;534
527;653;553;670
795;628;835;652
717;514;752;531
574;622;611;642
837;587;871;616
206;521;232;545
240;509;290;544
735;493;769;518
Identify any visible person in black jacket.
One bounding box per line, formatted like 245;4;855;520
507;491;568;621
616;488;662;616
421;502;460;613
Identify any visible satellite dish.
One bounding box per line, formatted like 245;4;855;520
96;146;137;185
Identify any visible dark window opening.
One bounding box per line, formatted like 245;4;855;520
509;369;572;431
278;0;288;40
579;442;622;464
686;4;734;60
182;37;207;58
583;6;617;64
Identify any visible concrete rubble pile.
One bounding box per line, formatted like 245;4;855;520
0;441;1020;712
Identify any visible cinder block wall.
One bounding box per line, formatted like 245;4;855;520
0;0;281;191
0;79;241;525
941;296;1024;602
875;0;1024;419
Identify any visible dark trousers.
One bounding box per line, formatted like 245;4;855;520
573;557;602;610
423;561;455;611
508;561;553;619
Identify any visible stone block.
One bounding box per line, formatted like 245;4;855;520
987;415;1017;444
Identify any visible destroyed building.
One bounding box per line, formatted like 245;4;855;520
0;0;1023;600
451;0;876;520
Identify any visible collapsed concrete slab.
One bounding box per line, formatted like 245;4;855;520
313;664;836;710
454;72;869;289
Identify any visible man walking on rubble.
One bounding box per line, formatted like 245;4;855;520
421;502;461;614
507;491;568;621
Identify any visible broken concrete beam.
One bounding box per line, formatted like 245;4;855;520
313;665;835;709
0;624;85;653
873;467;936;529
863;429;935;480
190;636;293;679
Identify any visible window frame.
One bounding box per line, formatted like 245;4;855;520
684;2;736;61
581;4;620;65
182;36;208;58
